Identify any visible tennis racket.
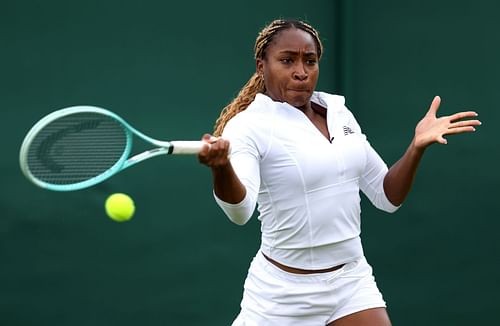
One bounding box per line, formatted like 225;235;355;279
19;105;206;191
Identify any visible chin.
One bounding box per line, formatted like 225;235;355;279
286;94;311;108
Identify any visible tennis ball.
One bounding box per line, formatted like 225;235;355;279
105;193;135;222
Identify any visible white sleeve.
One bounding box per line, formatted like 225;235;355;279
213;118;261;225
340;106;399;213
359;139;400;213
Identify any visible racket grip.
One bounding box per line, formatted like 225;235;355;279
169;141;206;154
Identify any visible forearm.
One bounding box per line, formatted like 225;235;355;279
383;139;425;206
211;163;246;204
198;132;259;223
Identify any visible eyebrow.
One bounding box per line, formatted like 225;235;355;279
278;50;317;56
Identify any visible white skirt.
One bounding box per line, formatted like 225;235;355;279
231;252;387;325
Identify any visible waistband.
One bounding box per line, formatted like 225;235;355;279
262;252;345;274
260;236;364;270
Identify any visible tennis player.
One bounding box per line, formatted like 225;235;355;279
198;19;480;325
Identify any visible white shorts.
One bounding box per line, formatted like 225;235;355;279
231;252;386;325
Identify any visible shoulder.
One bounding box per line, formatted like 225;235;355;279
314;91;364;134
225;93;275;130
222;93;276;148
222;94;276;156
313;91;355;118
312;91;346;109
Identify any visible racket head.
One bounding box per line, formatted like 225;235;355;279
19;106;133;191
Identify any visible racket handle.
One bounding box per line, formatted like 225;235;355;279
169;141;206;154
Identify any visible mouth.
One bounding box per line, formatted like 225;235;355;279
288;88;310;93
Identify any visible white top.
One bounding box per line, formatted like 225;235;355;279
214;92;399;269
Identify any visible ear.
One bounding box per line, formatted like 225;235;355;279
256;59;264;76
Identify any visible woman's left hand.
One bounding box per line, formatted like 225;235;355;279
413;96;481;150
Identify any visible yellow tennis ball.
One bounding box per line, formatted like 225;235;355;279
105;193;135;222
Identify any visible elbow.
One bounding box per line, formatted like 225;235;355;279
214;190;256;226
230;216;251;226
374;194;401;214
228;210;253;226
383;205;400;214
381;201;401;214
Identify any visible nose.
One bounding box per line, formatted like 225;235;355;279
293;63;308;81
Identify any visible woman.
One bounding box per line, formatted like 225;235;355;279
198;19;480;325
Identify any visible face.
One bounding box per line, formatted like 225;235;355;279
257;28;319;109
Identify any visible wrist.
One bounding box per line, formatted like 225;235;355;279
408;138;426;159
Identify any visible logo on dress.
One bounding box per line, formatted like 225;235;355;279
343;126;355;135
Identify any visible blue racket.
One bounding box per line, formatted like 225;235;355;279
19;106;206;191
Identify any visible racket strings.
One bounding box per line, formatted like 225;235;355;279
27;113;128;185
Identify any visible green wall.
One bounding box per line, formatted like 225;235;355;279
1;1;498;325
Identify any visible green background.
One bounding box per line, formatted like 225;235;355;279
1;0;498;325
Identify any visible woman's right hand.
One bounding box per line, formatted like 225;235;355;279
198;134;245;204
198;134;231;168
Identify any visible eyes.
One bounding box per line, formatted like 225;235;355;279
279;57;317;66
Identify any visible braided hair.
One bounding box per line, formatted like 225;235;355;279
213;19;323;136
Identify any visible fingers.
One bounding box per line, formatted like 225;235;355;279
200;133;221;152
449;118;481;130
199;134;212;154
437;135;448;145
426;95;441;117
201;133;218;146
449;111;479;122
209;137;230;155
202;133;212;142
447;111;481;134
441;112;481;140
198;134;231;167
446;125;479;135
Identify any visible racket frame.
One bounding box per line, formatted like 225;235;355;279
19;106;204;191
